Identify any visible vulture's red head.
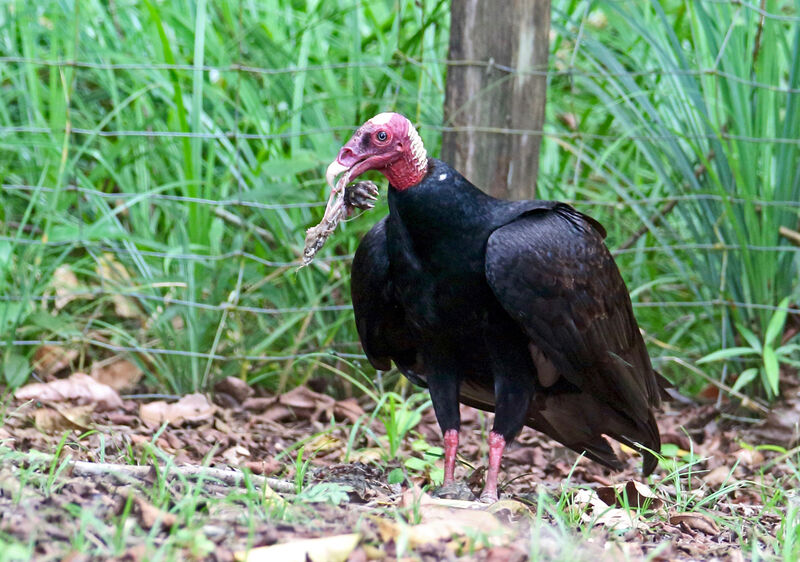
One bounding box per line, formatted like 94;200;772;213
326;112;428;191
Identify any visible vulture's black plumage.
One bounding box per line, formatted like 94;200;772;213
326;113;664;501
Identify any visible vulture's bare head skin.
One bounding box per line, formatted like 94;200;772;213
326;112;428;191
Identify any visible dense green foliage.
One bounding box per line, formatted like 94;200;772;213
546;0;800;398
1;0;798;400
1;0;449;393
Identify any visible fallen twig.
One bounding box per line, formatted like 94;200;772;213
6;452;296;495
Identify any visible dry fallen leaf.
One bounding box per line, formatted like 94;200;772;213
592;506;645;531
596;480;664;510
241;397;271;412
95;253;139;318
118;544;147;562
557;112;578;131
52;265;81;310
484;545;529;562
90;358;142;391
236;533;360;562
222;445;251;465
502;445;545;468
487;499;533;522
348;448;383;465
744;399;800;447
401;486;481;511
669;512;720;535
333;398;365;424
377;510;508;550
15;372;123;411
214;417;233;434
732;448;765;468
703;465;734;487
253;386;336;423
660;431;692;452
214;376;253;404
571;488;611;512
406;519;472;548
32;345;78;377
282;386;334;412
306;434;346;458
34;405;94;433
139;393;216;428
134;496;177;530
572;488;647;531
393;488;512;548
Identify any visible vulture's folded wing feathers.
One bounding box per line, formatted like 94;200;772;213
485;204;662;473
351;218;418;374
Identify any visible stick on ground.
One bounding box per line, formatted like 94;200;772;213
6;452;297;495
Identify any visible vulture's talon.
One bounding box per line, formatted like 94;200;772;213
344;181;379;212
432;481;476;501
478;491;499;504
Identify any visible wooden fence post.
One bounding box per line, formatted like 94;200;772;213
442;0;551;200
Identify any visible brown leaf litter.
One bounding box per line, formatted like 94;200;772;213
669;512;720;536
32;345;79;378
2;375;799;560
15;372;123;411
139;393;217;428
90;358;143;391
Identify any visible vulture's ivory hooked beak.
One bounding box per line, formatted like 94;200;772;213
326;160;350;192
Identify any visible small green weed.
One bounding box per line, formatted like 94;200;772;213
698;297;800;399
296;482;353;506
404;439;444;486
369;391;431;460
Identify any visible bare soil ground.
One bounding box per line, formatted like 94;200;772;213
1;372;799;561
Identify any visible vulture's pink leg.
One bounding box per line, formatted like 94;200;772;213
443;429;459;485
480;431;506;502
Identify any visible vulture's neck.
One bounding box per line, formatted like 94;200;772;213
383;125;428;190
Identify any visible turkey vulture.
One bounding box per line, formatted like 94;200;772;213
325;112;664;501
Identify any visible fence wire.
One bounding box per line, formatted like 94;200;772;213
2;0;799;384
5;184;800;211
3;124;800;145
2;56;800;93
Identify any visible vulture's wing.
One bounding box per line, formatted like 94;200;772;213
485;204;662;472
351;218;418;374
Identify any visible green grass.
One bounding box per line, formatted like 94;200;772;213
543;0;800;397
0;0;449;394
1;0;798;401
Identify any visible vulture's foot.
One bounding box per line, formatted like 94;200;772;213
344;181;379;215
432;481;476;501
478;431;506;503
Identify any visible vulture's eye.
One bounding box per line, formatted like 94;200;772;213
376;131;388;142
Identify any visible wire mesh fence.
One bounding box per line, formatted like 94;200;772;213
1;0;798;392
